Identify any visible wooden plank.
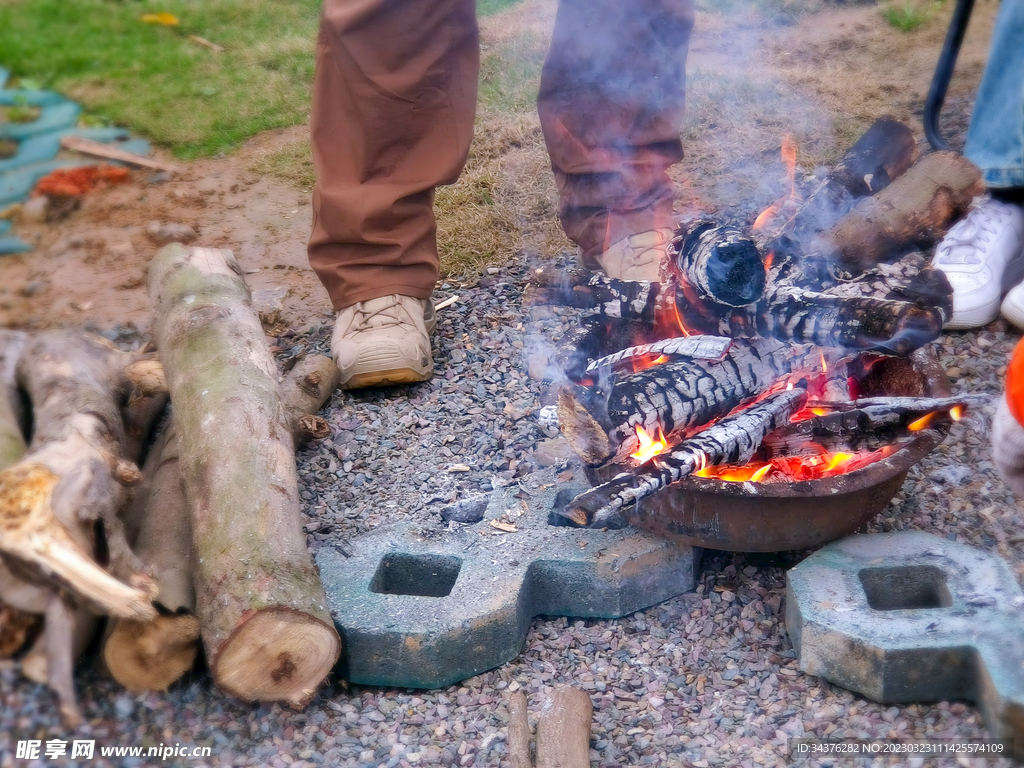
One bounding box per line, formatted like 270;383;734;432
60;135;183;174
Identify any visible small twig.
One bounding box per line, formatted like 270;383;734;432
435;295;460;311
188;35;224;53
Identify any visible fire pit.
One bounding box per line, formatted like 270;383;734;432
585;349;952;552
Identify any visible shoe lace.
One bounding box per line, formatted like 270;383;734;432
352;296;412;332
934;200;1007;266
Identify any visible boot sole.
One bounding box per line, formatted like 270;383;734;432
341;367;432;390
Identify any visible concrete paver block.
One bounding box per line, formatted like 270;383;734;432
317;467;699;689
786;531;1024;756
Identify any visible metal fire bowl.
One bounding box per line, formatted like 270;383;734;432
585;348;952;552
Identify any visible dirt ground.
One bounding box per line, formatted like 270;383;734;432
0;0;999;335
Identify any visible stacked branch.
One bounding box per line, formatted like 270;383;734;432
0;331;167;724
149;244;340;707
103;355;339;693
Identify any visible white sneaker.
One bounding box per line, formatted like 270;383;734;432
331;294;436;390
1001;280;1024;330
932;197;1024;330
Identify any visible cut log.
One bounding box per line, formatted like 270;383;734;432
668;219;766;306
823;151;985;270
149;244;340;706
103;421;198;693
558;338;839;466
535;685;593;768
562;388;809;528
508;691;532;768
279;355;340;448
103;354;337;693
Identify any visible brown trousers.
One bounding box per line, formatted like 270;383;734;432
309;0;695;310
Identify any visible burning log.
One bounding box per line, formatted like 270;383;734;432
762;395;983;456
668;219;766;306
558;338;839;466
756;117;920;242
560;388;809;528
102;355;339;694
149;244;340;707
823;150;985;270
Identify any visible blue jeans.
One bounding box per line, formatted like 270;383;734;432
964;0;1024;189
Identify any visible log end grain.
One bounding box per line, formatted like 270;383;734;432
213;608;341;708
104;615;201;693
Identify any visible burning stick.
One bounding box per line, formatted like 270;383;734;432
559;388;810;528
559;338;842;466
584;335;732;376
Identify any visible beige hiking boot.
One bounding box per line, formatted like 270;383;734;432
332;294;436;390
593;228;673;281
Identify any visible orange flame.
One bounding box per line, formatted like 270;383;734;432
764;251;774;270
908;412;937;432
950;405;963;421
826;452;855;471
631;354;669;374
631;424;667;462
751;134;799;233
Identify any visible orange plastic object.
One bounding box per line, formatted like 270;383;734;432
1005;338;1024;426
33;165;130;198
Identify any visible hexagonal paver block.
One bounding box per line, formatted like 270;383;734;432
786;531;1024;757
317;467;699;689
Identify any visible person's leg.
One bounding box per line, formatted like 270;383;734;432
932;0;1024;329
537;0;695;279
309;0;478;387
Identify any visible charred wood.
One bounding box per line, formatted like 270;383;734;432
558;338;837;466
668;219;766;306
560;388;809;528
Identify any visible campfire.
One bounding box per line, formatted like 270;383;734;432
530;117;987;543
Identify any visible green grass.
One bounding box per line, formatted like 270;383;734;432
880;0;940;31
0;0;523;159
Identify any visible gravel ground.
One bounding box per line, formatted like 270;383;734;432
3;246;1023;768
3;95;1021;768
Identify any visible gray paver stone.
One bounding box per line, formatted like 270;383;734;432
317;467;699;688
786;531;1024;756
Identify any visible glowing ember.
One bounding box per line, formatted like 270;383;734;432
950;405;963;421
764;251;774;270
631;354;669;374
631;424;667;462
692;445;900;484
907;412;937;431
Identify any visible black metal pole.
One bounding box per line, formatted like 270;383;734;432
924;0;977;151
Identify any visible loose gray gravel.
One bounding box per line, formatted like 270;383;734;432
2;246;1022;768
3;96;1020;768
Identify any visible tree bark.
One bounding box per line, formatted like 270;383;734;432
0;331;161;725
535;685;593;768
824;151;985;270
103;355;338;694
508;691;533;768
149;244;340;706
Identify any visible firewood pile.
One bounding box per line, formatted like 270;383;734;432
0;245;341;725
529;118;988;529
